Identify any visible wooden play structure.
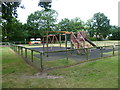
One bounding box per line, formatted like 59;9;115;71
41;31;96;54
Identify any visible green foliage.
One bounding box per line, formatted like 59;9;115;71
86;12;110;40
27;9;58;37
86;19;95;37
38;0;52;10
89;37;97;41
2;2;24;41
58;17;84;32
2;2;20;21
108;26;120;40
2;18;28;41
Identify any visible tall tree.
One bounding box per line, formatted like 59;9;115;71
86;19;96;37
38;0;52;10
58;17;84;32
58;18;71;31
27;9;58;37
108;26;120;40
2;2;24;41
88;12;110;40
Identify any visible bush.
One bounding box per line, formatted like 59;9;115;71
88;37;97;41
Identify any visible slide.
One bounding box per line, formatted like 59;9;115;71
85;38;97;47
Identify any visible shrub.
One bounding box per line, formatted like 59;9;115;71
88;37;97;41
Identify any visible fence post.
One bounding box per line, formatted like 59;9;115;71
18;46;20;54
13;44;15;51
20;46;21;54
86;48;89;60
25;48;27;58
21;47;23;56
66;49;68;61
100;47;103;57
13;45;15;51
31;50;33;62
113;45;115;56
15;45;17;52
14;45;16;52
40;52;43;72
16;46;18;52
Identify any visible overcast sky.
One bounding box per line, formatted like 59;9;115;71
17;0;119;26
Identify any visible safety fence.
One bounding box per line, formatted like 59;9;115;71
9;43;119;72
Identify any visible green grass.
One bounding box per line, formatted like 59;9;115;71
22;40;119;48
2;47;118;88
2;47;38;77
44;59;77;69
103;51;118;55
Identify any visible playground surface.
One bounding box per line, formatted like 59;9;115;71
29;46;119;62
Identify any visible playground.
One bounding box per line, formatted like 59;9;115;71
26;31;119;62
31;46;119;62
9;31;119;71
2;29;119;88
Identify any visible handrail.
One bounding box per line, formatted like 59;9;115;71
71;32;79;48
71;32;82;45
77;32;86;42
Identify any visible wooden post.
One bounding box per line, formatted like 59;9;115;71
31;50;33;62
66;49;68;61
14;45;16;51
59;34;61;48
25;48;27;58
70;41;73;54
20;47;22;55
40;52;43;72
13;45;15;51
21;47;23;55
86;48;89;60
18;46;20;54
113;45;115;56
65;34;67;49
46;31;49;57
43;37;45;52
100;47;103;57
16;46;18;52
65;34;68;61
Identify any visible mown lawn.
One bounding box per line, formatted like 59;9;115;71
2;47;118;88
22;40;119;48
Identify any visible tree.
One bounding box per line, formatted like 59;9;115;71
58;18;71;31
86;19;95;37
38;0;52;10
2;18;28;41
58;17;84;32
2;2;24;41
88;12;110;40
71;17;84;32
27;9;58;37
108;26;120;40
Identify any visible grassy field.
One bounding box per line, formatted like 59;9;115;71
2;47;118;88
22;40;119;48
